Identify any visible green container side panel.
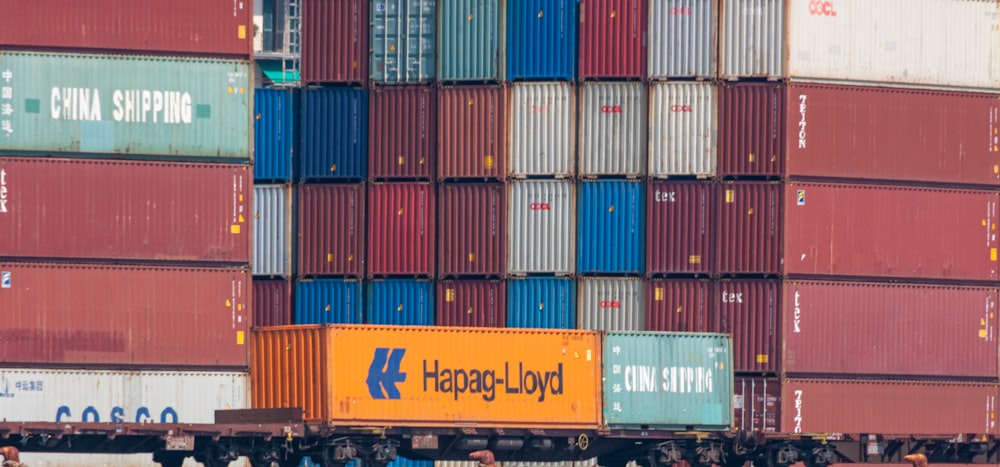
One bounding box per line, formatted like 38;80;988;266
438;0;505;81
371;0;436;83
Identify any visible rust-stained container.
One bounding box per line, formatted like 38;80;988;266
578;0;646;79
733;376;780;433
717;83;785;178
253;278;293;327
646;180;716;276
369;86;437;180
438;183;506;278
717;181;782;276
251;325;602;427
0;157;249;265
646;278;712;333
714;279;780;374
437;85;508;181
436;280;507;327
301;0;369;85
368;182;436;278
297;183;366;278
0;262;249;369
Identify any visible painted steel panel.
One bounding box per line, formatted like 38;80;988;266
0;157;250;265
253;184;293;277
649;82;717;178
508;180;576;275
254;88;296;182
251;325;602;427
297;183;366;278
578;278;646;331
253;279;293;327
437;280;507;327
510;82;577;177
19;453;247;467
714;279;780;374
0;263;249;369
0;51;251;160
719;0;783;79
367;183;436;277
370;0;436;84
733;376;780;433
507;0;579;80
648;0;716;79
366;279;435;326
603;332;732;429
646;180;716;276
578;0;646;79
437;85;508;180
438;183;507;277
507;277;577;329
438;0;506;81
294;279;364;325
301;0;369;85
437;461;598;467
300;87;368;181
577;180;645;274
369;86;437;180
646;279;712;333
578;82;647;177
717;182;782;276
717;83;785;178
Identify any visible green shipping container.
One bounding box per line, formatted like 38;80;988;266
602;332;733;430
437;0;506;82
0;51;251;161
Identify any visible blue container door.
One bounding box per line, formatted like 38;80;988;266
253;88;297;182
300;87;368;181
366;279;435;325
578;180;645;274
507;277;577;328
294;279;364;324
507;0;578;80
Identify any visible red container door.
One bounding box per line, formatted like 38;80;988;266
253;278;293;327
645;278;713;332
646;180;716;275
438;86;508;180
718;83;785;178
578;0;646;79
713;279;780;374
717;181;782;276
301;0;369;84
436;280;507;327
438;183;507;277
297;184;366;277
734;376;781;433
367;183;436;277
369;86;437;180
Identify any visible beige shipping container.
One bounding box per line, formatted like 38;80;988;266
508;180;577;275
649;82;717;178
578;82;647;177
509;82;577;177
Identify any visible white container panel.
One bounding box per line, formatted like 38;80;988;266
436;460;598;467
508;180;576;275
510;82;577;177
578;278;646;331
22;453;249;467
720;0;784;79
578;82;647;176
649;82;717;178
252;184;293;277
648;0;717;79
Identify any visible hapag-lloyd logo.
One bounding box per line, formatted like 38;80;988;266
0;168;8;213
808;0;836;16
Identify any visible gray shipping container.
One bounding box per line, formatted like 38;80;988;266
508;180;576;275
578;82;647;177
371;0;436;84
437;0;506;82
578;277;646;331
509;82;577;177
719;0;783;80
252;184;293;277
649;82;717;178
648;0;717;79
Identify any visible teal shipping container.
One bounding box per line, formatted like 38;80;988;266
0;51;252;161
437;0;506;82
602;332;733;430
371;0;436;84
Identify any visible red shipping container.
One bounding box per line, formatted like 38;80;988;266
714;279;780;374
717;181;782;276
645;278;712;332
718;83;786;178
297;184;366;277
369;86;437;180
436;280;507;327
253;278;293;327
368;183;436;277
0;262;249;369
438;86;508;180
646;180;716;275
301;0;368;84
578;0;646;79
0;0;251;57
782;280;999;379
438;183;507;277
734;376;781;433
0;157;249;265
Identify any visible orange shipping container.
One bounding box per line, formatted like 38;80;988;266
252;325;601;428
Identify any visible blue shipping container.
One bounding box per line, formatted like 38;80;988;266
253;88;297;182
300;87;368;181
507;0;578;81
294;279;364;324
366;279;435;325
507;277;577;329
578;180;645;274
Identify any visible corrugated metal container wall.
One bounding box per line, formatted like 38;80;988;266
602;332;732;430
647;0;716;79
21;453;248;467
578;0;646;79
297;183;366;278
253;88;296;182
510;82;577;177
253;279;293;327
714;279;780;374
649;82;717;178
438;461;599;467
369;86;437;180
507;0;579;80
438;183;507;277
733;376;780;433
646;180;716;276
368;183;436;277
437;85;508;180
578;82;647;177
646;279;712;333
253;184;293;277
782;281;999;379
370;0;436;84
577;180;645;274
437;280;507;327
507;277;577;329
508;180;576;275
366;279;435;326
301;0;369;85
0;52;251;160
717;182;782;276
719;0;783;80
300;87;368;181
0;157;250;265
0;263;249;369
294;279;364;324
578;278;646;331
717;83;784;178
438;0;506;81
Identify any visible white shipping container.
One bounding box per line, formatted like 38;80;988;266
252;184;294;277
649;82;717;178
435;460;598;467
21;453;249;467
648;0;717;79
510;82;577;177
577;277;646;331
578;82;647;177
508;180;576;275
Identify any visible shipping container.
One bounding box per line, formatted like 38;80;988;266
297;183;366;278
19;453;248;467
294;279;364;325
368;183;436;277
717;83;784;178
437;0;506;82
733;376;780;433
646;180;716;276
251;325;602;427
510;82;577;177
254;88;297;182
437;461;599;467
649;82;717;178
577;180;645;274
507;0;579;80
507;277;578;329
253;278;294;327
301;0;369;85
718;0;783;80
371;0;436;84
578;0;646;79
300;87;368;181
438;183;507;277
366;279;435;326
578;278;646;331
714;279;780;374
253;184;293;277
717;181;782;276
369;86;437;180
437;280;507;327
646;278;712;333
0;51;251;160
0;157;250;265
508;180;576;275
437;85;508;180
578;82;647;177
647;0;716;79
0;263;249;369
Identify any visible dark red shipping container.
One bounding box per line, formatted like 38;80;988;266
0;0;251;57
369;86;437;180
438;183;507;277
718;83;786;178
717;181;782;276
714;278;780;374
297;183;366;277
253;278;293;327
436;280;507;327
646;180;716;276
301;0;368;84
367;182;436;277
733;376;780;433
578;0;646;79
438;86;508;180
0;262;249;369
645;278;712;332
0;157;250;265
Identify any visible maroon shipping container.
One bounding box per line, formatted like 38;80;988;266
733;376;781;433
645;278;712;332
578;0;646;79
782;280;999;379
717;181;782;276
646;180;716;275
438;183;507;277
368;183;436;277
301;0;368;84
0;157;250;265
369;86;437;180
0;0;251;57
718;83;786;178
253;278;293;327
438;85;508;180
436;280;507;327
714;278;780;374
297;184;366;277
0;262;249;369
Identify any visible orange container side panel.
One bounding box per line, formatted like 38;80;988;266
251;325;330;421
